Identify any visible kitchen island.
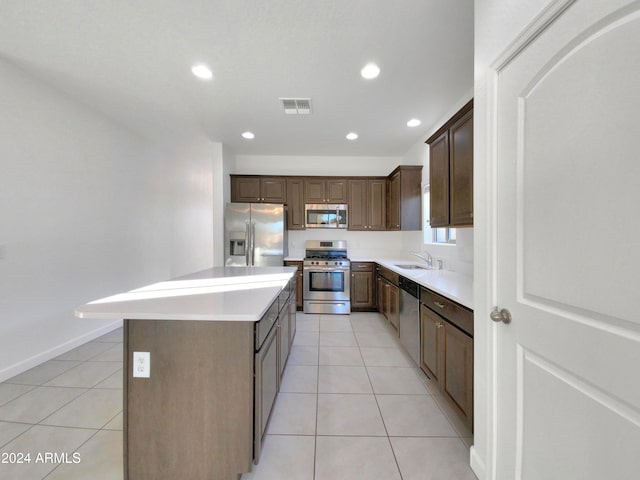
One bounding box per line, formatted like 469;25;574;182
75;266;297;480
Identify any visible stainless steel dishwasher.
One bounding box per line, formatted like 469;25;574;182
399;276;420;366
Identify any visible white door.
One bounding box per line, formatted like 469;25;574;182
492;1;640;478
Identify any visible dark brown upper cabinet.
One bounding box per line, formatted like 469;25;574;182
231;176;287;203
304;178;348;204
426;100;473;228
348;178;386;230
286;178;305;230
385;166;423;231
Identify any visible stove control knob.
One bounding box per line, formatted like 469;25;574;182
324;261;328;265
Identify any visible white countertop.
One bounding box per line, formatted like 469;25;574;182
374;259;473;309
75;267;297;322
286;255;473;309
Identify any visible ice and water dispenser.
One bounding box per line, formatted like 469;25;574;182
229;237;246;257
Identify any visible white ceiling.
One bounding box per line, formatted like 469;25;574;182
0;0;474;156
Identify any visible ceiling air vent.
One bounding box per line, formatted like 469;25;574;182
280;98;312;115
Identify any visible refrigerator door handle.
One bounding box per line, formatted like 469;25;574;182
245;221;250;266
251;220;256;266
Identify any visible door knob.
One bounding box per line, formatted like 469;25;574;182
490;307;512;324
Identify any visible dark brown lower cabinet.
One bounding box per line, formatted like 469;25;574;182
254;319;279;462
350;262;376;311
376;274;385;315
375;265;400;333
442;320;473;426
387;282;400;332
420;306;442;380
420;293;474;430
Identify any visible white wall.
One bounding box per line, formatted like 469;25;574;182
288;230;406;260
473;1;552;478
165;136;217;277
0;59;216;381
234;154;403;176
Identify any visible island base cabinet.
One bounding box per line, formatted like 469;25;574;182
255;323;279;463
124;319;254;480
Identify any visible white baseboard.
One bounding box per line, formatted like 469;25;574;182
470;445;486;480
0;320;122;383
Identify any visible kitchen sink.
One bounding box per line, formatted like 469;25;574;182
394;264;432;270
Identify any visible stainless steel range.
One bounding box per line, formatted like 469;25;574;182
303;240;350;315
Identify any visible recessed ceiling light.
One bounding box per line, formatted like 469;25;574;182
407;118;421;127
191;64;213;80
360;63;380;79
346;132;358;140
241;131;255;140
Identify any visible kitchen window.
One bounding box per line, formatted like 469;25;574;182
423;185;456;244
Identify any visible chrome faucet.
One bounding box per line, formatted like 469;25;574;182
412;252;433;267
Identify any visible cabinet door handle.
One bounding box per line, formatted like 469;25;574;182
433;301;446;309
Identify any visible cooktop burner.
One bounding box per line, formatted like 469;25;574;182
304;240;348;259
304;254;349;260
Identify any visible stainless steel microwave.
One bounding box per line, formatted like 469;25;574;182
305;204;348;229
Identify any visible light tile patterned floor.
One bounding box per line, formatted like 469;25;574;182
243;312;478;480
0;328;123;479
0;312;478;480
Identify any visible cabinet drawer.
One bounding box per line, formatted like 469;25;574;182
278;281;291;312
375;264;399;285
420;287;473;337
255;300;279;350
351;262;374;272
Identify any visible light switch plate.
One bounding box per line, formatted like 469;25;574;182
133;351;150;378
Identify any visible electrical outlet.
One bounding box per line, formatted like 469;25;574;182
133;352;150;378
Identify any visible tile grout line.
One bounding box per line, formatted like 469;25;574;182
313;313;321;480
414;367;472;442
0;423;38;450
352;314;405;480
0;384;38;409
40;427;103;480
32;335;124;479
352;316;402;480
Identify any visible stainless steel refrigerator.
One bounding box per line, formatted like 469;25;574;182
224;203;288;266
